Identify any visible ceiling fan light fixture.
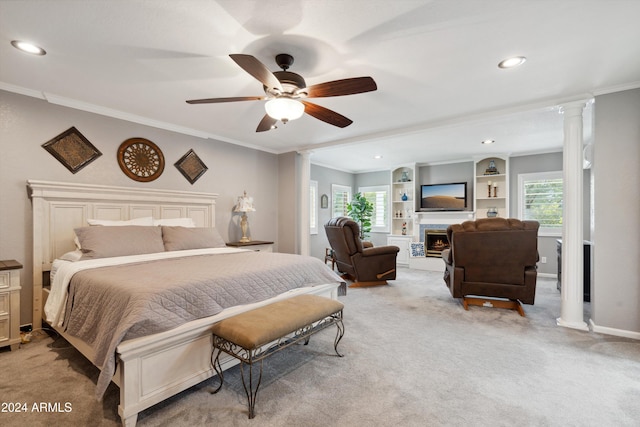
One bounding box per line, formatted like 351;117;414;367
265;98;304;123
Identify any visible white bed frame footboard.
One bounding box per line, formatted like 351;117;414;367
28;180;340;427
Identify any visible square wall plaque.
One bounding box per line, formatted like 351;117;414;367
175;149;208;184
42;126;102;173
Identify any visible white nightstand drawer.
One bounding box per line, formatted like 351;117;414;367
0;261;22;351
0;271;9;289
0;292;9;315
0;317;9;342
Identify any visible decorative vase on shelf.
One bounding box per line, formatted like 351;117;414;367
487;207;498;218
401;171;409;182
401;192;408;201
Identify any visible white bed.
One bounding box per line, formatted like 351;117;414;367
27;180;341;427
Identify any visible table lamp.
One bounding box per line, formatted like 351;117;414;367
234;191;255;242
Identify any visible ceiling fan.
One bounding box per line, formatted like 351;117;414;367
186;53;377;132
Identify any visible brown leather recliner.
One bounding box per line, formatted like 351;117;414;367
442;218;539;315
325;217;399;286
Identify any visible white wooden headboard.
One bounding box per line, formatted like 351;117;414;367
27;180;218;328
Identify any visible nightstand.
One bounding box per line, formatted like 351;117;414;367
0;260;22;351
226;241;274;252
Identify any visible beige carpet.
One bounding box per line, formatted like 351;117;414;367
1;268;639;426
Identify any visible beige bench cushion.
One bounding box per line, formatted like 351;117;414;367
211;294;344;350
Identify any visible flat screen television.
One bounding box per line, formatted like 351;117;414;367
420;182;467;211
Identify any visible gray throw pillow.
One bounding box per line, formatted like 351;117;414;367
161;226;227;251
75;226;165;260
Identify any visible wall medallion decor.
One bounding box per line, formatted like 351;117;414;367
117;138;164;182
41;126;102;173
174;149;208;184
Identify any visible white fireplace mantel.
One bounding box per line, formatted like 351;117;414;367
414;211;475;226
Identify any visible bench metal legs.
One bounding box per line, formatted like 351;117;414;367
210;352;265;419
333;316;345;357
210;350;266;419
210;312;344;419
240;360;263;419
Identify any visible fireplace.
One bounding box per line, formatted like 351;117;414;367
424;229;449;257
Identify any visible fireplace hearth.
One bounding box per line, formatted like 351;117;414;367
424;229;449;257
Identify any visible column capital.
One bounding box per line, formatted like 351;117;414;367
559;100;587;117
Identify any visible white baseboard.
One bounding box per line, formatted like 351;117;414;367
589;319;640;340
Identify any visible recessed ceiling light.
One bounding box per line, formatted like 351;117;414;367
498;56;525;69
374;155;383;159
11;40;46;56
481;139;495;145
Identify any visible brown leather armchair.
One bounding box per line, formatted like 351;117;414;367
442;218;539;316
325;217;399;286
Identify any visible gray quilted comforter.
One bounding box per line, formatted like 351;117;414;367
62;250;343;398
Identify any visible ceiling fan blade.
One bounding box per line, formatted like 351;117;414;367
306;77;377;98
186;96;263;104
229;54;283;92
301;101;353;128
256;115;278;132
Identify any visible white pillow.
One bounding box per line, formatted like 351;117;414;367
59;250;83;262
153;217;196;227
87;217;154;226
50;250;83;283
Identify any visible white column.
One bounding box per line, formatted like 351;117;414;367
298;150;311;256
557;101;589;331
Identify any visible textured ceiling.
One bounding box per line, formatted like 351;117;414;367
1;0;638;172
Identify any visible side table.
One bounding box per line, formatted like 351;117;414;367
0;260;22;351
226;240;274;252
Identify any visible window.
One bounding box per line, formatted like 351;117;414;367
310;180;318;235
359;185;390;233
518;171;563;235
331;184;351;218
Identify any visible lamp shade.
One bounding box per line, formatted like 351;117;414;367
234;191;256;213
265;98;305;123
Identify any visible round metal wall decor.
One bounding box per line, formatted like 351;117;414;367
117;138;165;182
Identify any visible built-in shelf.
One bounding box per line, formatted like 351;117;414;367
389;164;417;266
390;164;416;236
474;156;509;219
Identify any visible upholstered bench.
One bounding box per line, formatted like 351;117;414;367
210;294;345;418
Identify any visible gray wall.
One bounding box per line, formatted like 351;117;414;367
277;151;298;254
309;166;391;260
309;164;355;259
509;152;592;276
592;88;640;334
509;152;563;276
354;170;390;247
0;90;285;325
419;162;475;194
